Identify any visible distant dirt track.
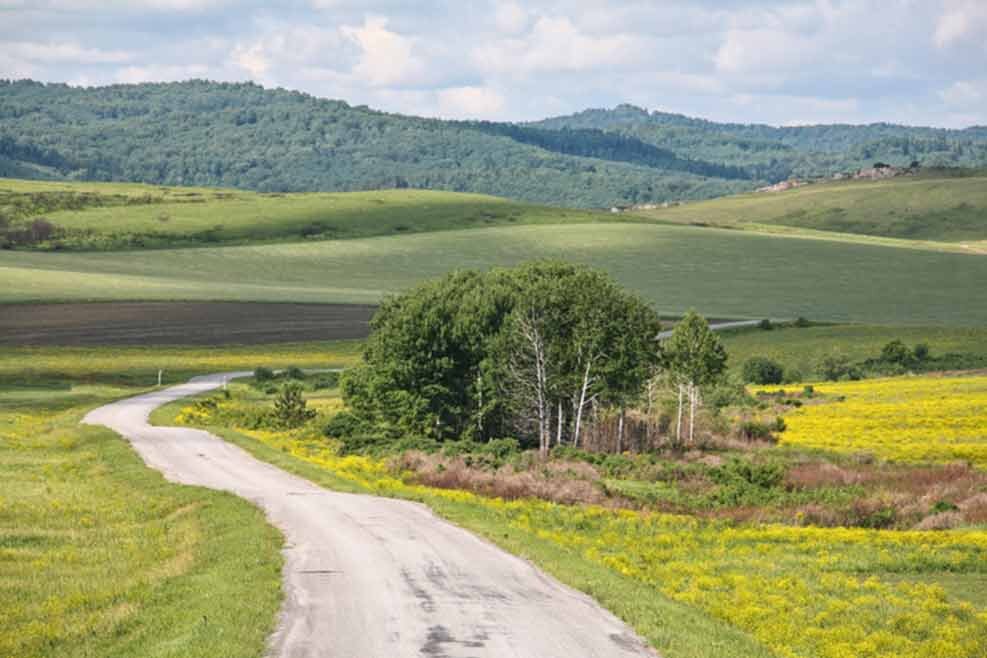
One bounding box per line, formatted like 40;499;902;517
0;302;376;346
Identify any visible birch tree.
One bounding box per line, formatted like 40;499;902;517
662;311;727;445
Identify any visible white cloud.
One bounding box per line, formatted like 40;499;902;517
436;85;505;119
474;16;639;76
714;28;810;75
5;40;131;64
493;2;529;34
114;63;209;83
939;79;987;107
340;16;424;87
934;0;987;48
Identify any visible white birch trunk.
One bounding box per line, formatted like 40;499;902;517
676;384;684;443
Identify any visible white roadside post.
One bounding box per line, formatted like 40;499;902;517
157;369;163;387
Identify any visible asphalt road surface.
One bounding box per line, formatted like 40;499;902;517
84;373;656;658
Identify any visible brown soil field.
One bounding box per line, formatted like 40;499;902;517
0;302;376;346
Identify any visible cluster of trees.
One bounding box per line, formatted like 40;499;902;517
340;263;727;454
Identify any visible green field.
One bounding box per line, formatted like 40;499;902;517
1;178;599;248
634;173;987;248
0;341;368;657
0;385;282;658
720;324;987;378
3;222;986;325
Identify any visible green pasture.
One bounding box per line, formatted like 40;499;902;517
3;222;986;325
720;324;987;378
1;178;599;247
0;383;282;658
636;173;987;245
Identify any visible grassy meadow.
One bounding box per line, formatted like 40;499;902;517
0;384;282;658
1;177;600;248
0;341;369;657
4;222;987;325
720;324;987;379
634;172;987;247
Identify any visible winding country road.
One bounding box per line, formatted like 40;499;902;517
84;373;656;658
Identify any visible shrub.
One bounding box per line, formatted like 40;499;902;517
738;420;775;441
254;366;275;382
742;357;785;385
931;500;959;514
284;366;306;380
880;340;913;366
794;317;811;328
913;343;930;362
819;354;862;381
324;410;364;438
311;371;340;389
273;382;315;428
758;318;773;330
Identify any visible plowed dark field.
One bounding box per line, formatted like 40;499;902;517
0;302;375;346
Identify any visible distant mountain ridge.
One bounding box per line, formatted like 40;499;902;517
532;104;987;182
1;80;986;207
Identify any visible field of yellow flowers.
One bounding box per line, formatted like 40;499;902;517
179;399;987;658
770;375;987;467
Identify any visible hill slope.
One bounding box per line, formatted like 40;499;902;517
4;81;987;208
0;178;601;249
533;104;987;181
630;172;987;247
3;221;986;325
0;80;751;208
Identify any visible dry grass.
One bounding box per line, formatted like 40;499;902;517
395;452;610;505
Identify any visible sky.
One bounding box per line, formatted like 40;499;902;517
1;0;986;128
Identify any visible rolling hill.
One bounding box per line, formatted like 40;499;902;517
629;171;987;249
3;80;987;208
533;104;987;181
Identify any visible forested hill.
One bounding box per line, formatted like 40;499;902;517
0;80;751;207
2;80;986;207
532;104;987;182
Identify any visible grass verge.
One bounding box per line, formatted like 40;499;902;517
0;385;283;658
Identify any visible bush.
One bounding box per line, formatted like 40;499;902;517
742;357;785;385
758;318;773;330
819;354;862;381
709;459;785;504
284;366;306;380
273;382;315;428
324;410;364;438
254;366;275;382
738;420;775;441
794;317;811;328
913;343;930;362
880;340;913;366
311;371;341;389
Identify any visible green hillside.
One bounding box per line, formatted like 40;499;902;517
0;80;751;208
632;172;987;247
4;81;987;208
3;222;986;325
0;178;600;249
533;104;987;180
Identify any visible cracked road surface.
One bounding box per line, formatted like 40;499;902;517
84;373;657;658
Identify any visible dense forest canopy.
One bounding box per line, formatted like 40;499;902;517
532;104;987;182
2;80;986;207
